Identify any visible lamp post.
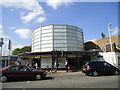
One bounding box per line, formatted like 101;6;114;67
108;23;113;52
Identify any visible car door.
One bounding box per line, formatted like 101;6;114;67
6;66;21;80
18;66;34;80
104;63;115;74
97;62;107;75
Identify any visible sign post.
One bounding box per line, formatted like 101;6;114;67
8;39;12;65
0;38;4;68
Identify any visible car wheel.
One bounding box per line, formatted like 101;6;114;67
1;76;8;82
35;74;42;80
114;70;119;75
93;71;98;76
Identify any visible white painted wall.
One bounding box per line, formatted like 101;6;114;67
99;52;120;67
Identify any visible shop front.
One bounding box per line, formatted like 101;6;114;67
19;51;98;70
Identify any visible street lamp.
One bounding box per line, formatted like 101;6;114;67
108;23;113;52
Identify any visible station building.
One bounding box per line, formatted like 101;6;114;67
19;25;98;70
84;35;120;67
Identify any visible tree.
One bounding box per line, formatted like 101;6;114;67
12;46;31;55
12;48;21;55
101;33;106;39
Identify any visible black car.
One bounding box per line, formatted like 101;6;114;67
82;61;119;76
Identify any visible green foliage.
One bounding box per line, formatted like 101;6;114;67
12;46;31;55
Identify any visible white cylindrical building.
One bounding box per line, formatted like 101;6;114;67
32;25;84;52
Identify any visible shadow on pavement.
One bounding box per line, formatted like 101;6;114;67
43;76;54;80
3;76;54;83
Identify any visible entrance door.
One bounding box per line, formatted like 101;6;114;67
67;58;77;70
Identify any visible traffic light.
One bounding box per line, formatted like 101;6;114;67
0;38;4;47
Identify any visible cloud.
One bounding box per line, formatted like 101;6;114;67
14;29;32;39
0;24;3;29
35;17;46;23
0;30;10;39
9;26;16;30
12;44;23;50
46;0;72;9
0;0;45;23
10;9;14;12
88;39;97;42
21;10;44;23
111;27;120;35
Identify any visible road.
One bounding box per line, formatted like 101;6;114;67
1;72;119;88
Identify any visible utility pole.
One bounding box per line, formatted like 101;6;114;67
0;38;4;68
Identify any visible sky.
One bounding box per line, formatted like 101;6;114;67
0;0;120;55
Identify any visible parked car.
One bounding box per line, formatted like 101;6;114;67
82;61;119;76
0;65;47;82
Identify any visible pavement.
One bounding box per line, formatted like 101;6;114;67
46;70;82;75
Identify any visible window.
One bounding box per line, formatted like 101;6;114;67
8;66;19;71
54;32;66;36
54;29;66;32
103;63;111;67
54;43;66;47
54;40;66;43
66;26;76;29
54;25;65;28
19;66;29;71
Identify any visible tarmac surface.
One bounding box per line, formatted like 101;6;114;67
46;69;82;75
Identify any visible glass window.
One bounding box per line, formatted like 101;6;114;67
54;32;66;36
68;33;77;36
67;36;77;40
67;40;77;44
54;47;67;51
67;29;77;33
54;40;66;43
8;66;19;71
66;26;76;30
19;66;29;71
54;25;65;28
104;63;111;67
54;36;66;39
67;44;77;47
77;28;82;32
54;43;67;47
67;47;77;51
54;29;66;32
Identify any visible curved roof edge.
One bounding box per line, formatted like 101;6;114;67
32;24;83;33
